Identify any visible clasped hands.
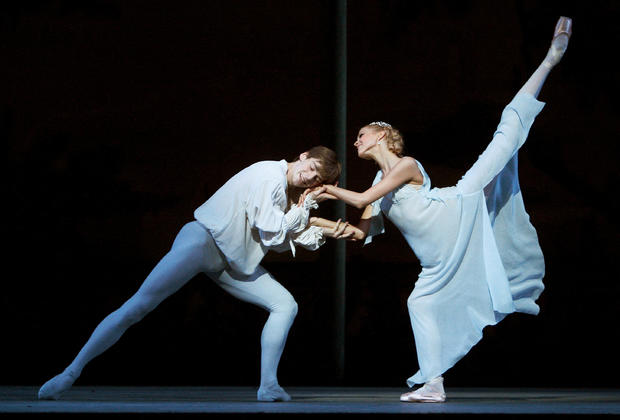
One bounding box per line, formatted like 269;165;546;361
298;184;355;241
297;184;336;206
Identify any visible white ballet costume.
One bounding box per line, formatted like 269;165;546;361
38;160;324;402
365;93;546;388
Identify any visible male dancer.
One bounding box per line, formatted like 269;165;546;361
39;146;342;402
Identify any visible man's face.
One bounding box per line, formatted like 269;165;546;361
289;154;323;188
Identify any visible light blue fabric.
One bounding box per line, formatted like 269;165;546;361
363;171;386;246
368;93;546;386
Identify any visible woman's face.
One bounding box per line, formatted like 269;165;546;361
289;153;323;188
354;126;383;159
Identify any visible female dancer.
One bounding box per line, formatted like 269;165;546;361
38;146;344;402
311;17;572;402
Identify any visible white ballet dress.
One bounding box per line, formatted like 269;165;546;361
365;93;546;386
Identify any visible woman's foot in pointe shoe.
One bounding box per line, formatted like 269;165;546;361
543;16;572;68
38;370;78;400
400;376;446;403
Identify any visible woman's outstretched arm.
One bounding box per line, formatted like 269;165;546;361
318;157;421;209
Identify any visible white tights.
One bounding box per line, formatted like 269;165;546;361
39;221;297;401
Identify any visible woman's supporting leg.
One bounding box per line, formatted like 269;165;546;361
38;222;225;400
401;293;446;403
212;266;298;402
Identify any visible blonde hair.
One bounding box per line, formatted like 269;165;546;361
367;123;404;157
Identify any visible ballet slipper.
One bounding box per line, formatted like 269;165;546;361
543;16;572;68
400;376;446;403
38;370;77;400
257;383;292;402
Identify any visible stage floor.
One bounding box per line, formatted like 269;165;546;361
2;386;620;416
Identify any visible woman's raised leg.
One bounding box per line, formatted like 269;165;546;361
456;17;571;195
519;16;572;98
38;222;225;400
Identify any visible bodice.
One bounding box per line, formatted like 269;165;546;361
374;161;461;268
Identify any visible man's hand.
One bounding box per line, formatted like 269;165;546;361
298;186;327;206
309;216;363;241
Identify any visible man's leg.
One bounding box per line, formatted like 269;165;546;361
39;222;225;399
211;266;298;402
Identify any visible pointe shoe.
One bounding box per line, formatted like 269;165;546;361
400;376;446;403
543;16;572;68
554;16;573;39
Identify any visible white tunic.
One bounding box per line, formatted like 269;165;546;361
366;93;546;385
194;160;323;275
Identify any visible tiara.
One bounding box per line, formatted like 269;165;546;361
369;121;392;128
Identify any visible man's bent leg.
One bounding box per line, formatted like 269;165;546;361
212;266;297;401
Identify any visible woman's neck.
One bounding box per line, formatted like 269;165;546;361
373;149;401;176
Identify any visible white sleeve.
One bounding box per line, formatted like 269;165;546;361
248;181;286;233
252;185;319;248
291;225;325;251
263;195;322;255
283;193;319;233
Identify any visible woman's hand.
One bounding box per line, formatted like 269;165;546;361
298;185;333;206
308;184;339;203
325;218;355;240
314;186;338;202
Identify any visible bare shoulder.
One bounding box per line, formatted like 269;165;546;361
396;156;419;174
399;156;417;168
399;156;423;184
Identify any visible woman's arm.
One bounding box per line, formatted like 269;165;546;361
323;157;421;209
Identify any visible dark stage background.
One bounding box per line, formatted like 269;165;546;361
2;1;619;389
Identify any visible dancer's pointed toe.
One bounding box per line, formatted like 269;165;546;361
544;16;573;68
400;377;446;403
38;371;76;400
553;16;573;40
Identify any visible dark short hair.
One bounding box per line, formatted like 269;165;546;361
305;146;341;185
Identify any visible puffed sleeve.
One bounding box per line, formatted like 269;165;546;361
248;181;318;248
246;181;287;242
270;225;325;255
261;195;322;255
291;225;325;251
